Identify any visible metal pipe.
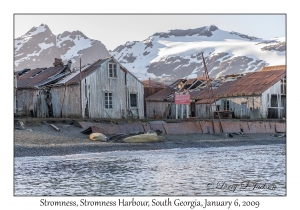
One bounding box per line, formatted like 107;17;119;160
49;124;60;132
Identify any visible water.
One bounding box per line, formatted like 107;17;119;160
14;144;286;196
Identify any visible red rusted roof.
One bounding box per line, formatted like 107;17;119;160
196;98;220;104
17;66;67;88
142;80;166;88
195;70;285;103
145;86;175;101
217;70;286;97
260;65;286;71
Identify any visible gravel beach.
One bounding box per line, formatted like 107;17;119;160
14;120;286;157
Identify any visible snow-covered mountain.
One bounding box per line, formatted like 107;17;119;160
111;25;285;82
14;24;110;71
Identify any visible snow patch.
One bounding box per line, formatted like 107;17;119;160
38;42;54;50
60;35;92;61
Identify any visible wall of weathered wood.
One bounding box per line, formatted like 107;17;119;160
195;80;285;119
51;84;81;118
144;87;165;117
17;89;37;116
16;58;144;119
81;59;144;119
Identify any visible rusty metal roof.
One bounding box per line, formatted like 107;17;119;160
17;66;68;88
142;80;166;88
216;70;286;97
260;65;286;72
196;98;221;104
145;86;176;101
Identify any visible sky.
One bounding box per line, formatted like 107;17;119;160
14;14;286;51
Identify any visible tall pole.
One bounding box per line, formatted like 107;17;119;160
80;58;82;118
201;52;223;133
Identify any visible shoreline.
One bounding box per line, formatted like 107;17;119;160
14;125;286;157
15;139;286;158
14;119;286;157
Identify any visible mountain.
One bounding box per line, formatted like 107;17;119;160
14;24;110;71
110;25;285;82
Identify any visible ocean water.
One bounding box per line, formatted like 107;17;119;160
14;144;286;196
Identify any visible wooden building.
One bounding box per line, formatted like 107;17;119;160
145;77;207;119
142;79;166;117
16;59;72;117
195;65;286;119
16;57;144;119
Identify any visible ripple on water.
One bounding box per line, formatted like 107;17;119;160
14;144;286;196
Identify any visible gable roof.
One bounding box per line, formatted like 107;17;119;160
60;57;143;85
65;57;111;84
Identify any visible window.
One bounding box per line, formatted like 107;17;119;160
130;93;137;107
105;92;113;109
271;95;277;107
223;100;229;110
109;63;117;78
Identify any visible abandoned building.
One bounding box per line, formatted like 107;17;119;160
16;57;144;119
145;76;208;119
142;79;166;117
16;59;73;117
145;65;286;119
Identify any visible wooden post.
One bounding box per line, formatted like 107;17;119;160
186;104;189;118
181;104;184;119
80;58;82;118
175;104;178;119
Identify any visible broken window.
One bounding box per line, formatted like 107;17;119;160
271;95;278;107
108;63;117;78
223;100;229;110
281;77;286;95
105;92;113;109
130;93;137;107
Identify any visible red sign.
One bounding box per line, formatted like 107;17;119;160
175;94;190;105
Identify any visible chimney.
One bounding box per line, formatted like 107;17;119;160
67;60;72;70
53;58;64;67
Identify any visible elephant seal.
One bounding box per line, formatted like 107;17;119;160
89;133;108;141
123;132;165;143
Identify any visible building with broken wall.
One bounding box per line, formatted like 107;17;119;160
16;57;144;119
145;76;209;119
145;65;286;119
196;65;286;119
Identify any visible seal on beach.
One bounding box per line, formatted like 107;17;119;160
123;131;165;143
89;133;108;141
89;130;164;143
